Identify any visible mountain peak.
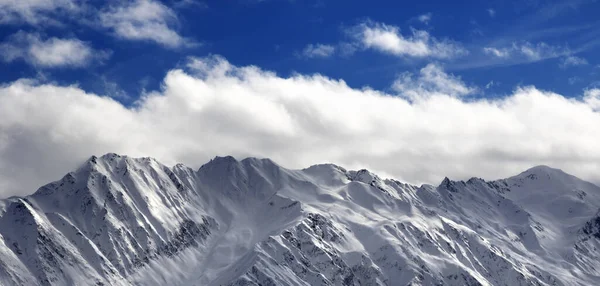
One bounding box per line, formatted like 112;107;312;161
241;156;277;167
522;164;564;175
511;165;571;183
2;155;600;285
201;155;239;168
347;168;380;185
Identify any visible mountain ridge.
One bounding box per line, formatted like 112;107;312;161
0;153;599;286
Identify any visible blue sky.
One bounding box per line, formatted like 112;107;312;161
1;0;600;197
1;0;599;102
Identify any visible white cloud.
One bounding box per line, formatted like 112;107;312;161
517;42;547;60
559;55;588;68
0;32;108;68
483;47;510;58
1;55;600;197
350;21;467;59
300;44;335;58
483;41;568;62
583;89;600;111
99;0;191;48
392;63;476;100
417;13;432;24
173;0;207;9
0;0;80;25
487;9;496;17
0;0;193;48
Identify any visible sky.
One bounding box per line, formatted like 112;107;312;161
1;0;600;197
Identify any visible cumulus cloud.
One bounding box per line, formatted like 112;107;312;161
99;0;192;48
0;0;81;25
0;32;108;68
1;55;600;197
483;41;569;62
349;21;467;59
392;63;476;100
300;43;335;58
559;55;588;68
584;88;600;110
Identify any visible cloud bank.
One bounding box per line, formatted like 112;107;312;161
1;55;599;197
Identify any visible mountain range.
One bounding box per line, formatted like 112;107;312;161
0;153;599;285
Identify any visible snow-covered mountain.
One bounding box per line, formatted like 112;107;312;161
0;153;599;286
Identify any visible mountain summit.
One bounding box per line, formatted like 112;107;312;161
0;154;599;285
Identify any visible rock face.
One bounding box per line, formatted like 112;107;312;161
0;154;599;286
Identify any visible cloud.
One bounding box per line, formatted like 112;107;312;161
0;0;81;25
337;42;358;57
99;0;192;48
417;13;432;24
0;0;193;48
300;44;335;58
173;0;208;9
483;47;510;58
1;55;600;197
559;55;588;68
487;9;496;17
483;41;569;62
349;21;467;59
485;80;497;89
584;89;600;110
568;76;581;85
392;63;476;100
0;32;108;68
517;42;555;60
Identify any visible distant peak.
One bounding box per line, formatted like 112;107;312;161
201;156;282;170
303;163;347;173
174;162;190;169
498;165;595;188
199;155;240;171
517;165;567;179
212;155;238;162
524;165;561;173
100;152;123;160
241;157;276;166
438;177;469;193
348;169;380;185
91;153;126;166
440;177;455;188
466;177;485;184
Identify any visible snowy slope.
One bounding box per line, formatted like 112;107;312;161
0;154;599;286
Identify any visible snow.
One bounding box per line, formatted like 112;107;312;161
0;155;599;285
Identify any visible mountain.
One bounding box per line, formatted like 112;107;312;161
0;154;599;286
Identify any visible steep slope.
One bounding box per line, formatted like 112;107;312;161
0;155;599;286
